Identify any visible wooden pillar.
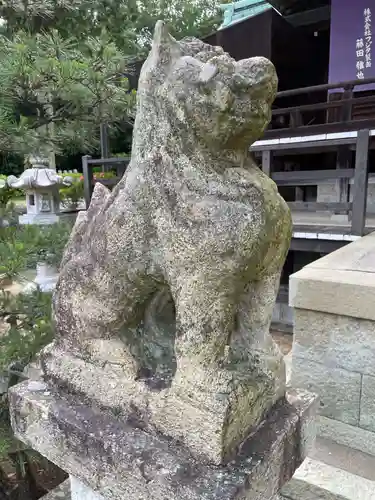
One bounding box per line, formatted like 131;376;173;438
295;186;304;202
262;150;273;178
82;155;93;210
351;130;370;236
335;146;351;213
340;87;354;123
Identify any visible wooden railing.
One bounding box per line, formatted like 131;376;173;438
82;155;130;209
264;129;371;235
268;77;375;138
82;77;375;237
272;169;353;214
81;130;371;236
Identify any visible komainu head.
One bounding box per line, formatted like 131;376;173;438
136;21;278;154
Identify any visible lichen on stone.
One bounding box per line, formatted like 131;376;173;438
46;21;292;464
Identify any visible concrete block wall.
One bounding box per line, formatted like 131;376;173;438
289;232;375;456
317;175;375;214
317;181;340;204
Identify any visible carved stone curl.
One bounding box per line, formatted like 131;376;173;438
42;21;292;464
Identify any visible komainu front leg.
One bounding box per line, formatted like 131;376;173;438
233;271;286;399
163;271;285;464
172;272;237;366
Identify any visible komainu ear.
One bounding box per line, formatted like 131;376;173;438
152;20;180;68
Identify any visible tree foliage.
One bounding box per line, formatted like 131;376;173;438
0;28;135;154
0;220;73;369
0;0;221;44
0;0;223;156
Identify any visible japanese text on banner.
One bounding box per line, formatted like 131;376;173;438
357;8;372;79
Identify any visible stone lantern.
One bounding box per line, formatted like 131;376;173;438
7;156;72;225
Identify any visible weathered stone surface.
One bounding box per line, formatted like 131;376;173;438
360;375;375;433
289;232;375;321
9;381;317;500
292;309;375;377
71;477;102;500
291;357;361;426
318;416;375;458
45;21;292;464
42;480;71;500
281;458;375;500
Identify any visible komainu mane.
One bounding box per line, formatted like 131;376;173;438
44;21;292;464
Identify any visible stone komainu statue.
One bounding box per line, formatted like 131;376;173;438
43;21;292;464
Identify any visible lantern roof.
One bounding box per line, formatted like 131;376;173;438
7;157;72;190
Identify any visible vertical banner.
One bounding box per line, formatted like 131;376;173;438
329;0;375;90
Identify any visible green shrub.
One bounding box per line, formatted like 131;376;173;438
0;241;26;280
0;222;72;270
0;220;73;371
0;174;24;207
0;289;54;371
60;170;116;206
113;152;131;159
27;222;72;267
60;173;84;206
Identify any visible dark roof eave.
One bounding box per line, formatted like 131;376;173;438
267;0;330;16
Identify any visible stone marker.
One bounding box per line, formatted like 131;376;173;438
290;231;375;456
9;21;316;500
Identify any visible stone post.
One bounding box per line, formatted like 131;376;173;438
290;231;375;458
9;21;317;500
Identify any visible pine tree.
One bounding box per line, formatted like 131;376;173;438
0;0;222;155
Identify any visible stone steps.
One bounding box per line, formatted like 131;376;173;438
281;437;375;500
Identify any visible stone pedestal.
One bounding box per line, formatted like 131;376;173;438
10;381;316;500
289;231;375;456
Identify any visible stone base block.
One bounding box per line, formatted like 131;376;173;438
10;381;317;500
41;342;286;465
